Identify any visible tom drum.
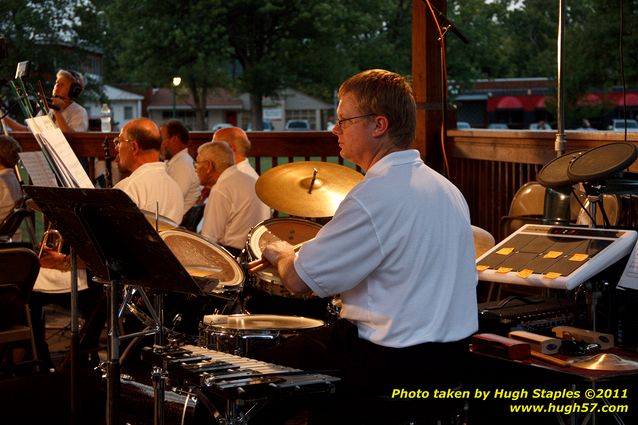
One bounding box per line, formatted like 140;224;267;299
246;218;322;298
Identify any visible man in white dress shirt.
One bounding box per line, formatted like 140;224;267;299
196;141;270;256
212;126;258;178
114;118;184;224
160;119;201;216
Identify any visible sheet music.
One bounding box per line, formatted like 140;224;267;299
25;115;56;134
618;240;638;290
18;151;58;187
25;116;94;189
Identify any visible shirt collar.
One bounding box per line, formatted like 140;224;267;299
365;149;421;178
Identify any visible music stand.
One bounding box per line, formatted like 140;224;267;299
24;186;215;425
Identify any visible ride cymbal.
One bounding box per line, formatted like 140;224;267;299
256;161;364;218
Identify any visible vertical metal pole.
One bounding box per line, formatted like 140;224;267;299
70;250;79;425
172;88;177;118
555;0;567;157
107;281;121;425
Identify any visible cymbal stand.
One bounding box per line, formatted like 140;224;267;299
583;183;611;228
152;292;166;425
102;282;163;425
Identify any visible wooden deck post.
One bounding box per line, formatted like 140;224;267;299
412;0;446;173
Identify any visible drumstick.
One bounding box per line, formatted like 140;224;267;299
247;240;311;274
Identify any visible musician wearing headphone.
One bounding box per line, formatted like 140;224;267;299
3;69;89;133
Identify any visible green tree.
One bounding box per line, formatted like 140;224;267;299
0;0;103;116
104;0;230;130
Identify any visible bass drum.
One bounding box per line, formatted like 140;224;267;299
199;313;324;357
246;218;321;298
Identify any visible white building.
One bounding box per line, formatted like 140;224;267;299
84;85;144;131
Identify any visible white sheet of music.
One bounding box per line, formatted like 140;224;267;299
25;116;94;189
25;115;57;134
618;240;638;290
18;151;58;187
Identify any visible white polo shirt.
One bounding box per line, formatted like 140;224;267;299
114;161;184;224
166;148;201;214
201;165;270;250
295;150;478;348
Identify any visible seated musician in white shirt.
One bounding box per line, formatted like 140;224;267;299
160;119;201;217
195;141;270;257
114;117;184;224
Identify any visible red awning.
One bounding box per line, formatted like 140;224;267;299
535;97;546;109
618;93;638;106
496;96;524;109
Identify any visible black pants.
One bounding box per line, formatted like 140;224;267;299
30;282;106;370
250;319;470;424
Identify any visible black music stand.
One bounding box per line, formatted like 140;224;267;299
23;186;216;425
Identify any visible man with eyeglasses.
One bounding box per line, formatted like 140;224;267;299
257;69;478;423
113;117;184;224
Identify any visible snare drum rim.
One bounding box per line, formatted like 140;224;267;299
160;228;244;287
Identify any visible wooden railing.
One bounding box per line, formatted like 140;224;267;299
10;129;638;242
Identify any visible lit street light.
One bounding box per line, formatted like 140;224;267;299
172;76;182;118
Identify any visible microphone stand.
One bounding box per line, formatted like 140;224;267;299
422;1;469;178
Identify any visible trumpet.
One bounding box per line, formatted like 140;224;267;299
38;227;63;258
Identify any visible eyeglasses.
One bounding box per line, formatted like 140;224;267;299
336;113;375;129
113;136;133;149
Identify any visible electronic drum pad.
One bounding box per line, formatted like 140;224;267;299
567;142;638;183
537;151;586;188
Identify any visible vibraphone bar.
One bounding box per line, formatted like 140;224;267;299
141;344;339;403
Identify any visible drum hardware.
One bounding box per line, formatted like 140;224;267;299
255;161;364;217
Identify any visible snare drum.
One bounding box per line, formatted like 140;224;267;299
246;218;322;298
160;229;244;296
199;314;324;356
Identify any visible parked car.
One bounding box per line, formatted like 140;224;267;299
487;123;509;130
456;121;471;130
211;123;233;132
529;121;552;130
609;119;638;132
246;120;273;131
284;119;311;130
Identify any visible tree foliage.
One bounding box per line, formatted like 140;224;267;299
0;0;102;101
2;1;636;129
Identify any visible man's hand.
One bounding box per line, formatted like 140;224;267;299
262;240;295;266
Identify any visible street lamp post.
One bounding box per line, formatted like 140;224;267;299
172;76;181;118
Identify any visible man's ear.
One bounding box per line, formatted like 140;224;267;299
372;115;389;137
130;140;140;155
